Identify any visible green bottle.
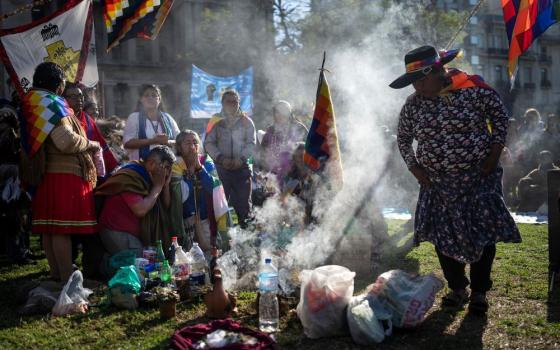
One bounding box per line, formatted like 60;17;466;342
155;240;165;271
160;260;172;284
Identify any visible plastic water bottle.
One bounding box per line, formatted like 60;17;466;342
258;258;279;333
173;245;190;279
188;243;208;287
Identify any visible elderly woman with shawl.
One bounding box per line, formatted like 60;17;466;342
20;62;101;282
391;46;521;314
171;130;229;255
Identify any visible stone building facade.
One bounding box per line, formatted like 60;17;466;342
436;0;560;117
1;0;275;131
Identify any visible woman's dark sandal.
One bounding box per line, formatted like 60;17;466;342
468;292;489;314
441;289;469;308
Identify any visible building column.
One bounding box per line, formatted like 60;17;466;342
104;83;115;117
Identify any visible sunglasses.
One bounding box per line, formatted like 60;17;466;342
414;66;434;85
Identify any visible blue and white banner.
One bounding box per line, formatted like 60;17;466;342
190;65;253;119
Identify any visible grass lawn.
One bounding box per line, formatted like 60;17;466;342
0;221;559;349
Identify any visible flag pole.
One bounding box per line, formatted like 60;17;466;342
444;0;486;50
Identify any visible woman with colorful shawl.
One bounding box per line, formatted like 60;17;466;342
63;83;119;275
95;146;175;257
172;130;229;255
20;62;101;282
123;84;180;161
390;46;521;314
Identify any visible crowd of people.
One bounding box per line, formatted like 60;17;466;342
502;108;560;212
0;53;558;315
0;62;315;283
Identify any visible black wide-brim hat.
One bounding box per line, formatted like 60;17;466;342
389;45;462;89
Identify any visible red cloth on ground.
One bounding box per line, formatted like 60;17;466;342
171;320;278;350
77;111;119;173
32;173;97;235
98;192;143;236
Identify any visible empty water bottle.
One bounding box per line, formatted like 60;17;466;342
258;258;279;333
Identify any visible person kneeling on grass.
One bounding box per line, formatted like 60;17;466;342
95;146;175;261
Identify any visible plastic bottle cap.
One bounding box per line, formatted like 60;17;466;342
265;258;272;264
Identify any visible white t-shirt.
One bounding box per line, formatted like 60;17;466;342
123;111;180;161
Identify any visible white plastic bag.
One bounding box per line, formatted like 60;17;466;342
296;265;355;338
347;294;393;344
368;270;443;328
52;270;93;316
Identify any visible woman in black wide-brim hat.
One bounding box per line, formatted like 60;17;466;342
391;45;521;314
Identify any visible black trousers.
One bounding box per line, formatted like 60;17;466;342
216;166;252;225
436;244;496;293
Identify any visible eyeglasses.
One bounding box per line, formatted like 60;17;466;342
143;93;160;99
224;99;239;105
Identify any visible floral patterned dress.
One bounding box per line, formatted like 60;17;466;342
397;86;521;263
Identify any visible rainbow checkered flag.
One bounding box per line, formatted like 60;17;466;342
21;90;72;157
303;67;343;190
502;0;558;87
104;0;174;51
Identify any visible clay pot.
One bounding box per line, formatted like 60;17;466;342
176;278;191;301
159;300;176;320
204;269;236;319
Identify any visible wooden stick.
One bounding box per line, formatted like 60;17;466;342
444;0;486;50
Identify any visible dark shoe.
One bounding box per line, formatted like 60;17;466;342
468;292;489;314
441;289;469;308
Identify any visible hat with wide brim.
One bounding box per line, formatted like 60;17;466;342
389;46;462;89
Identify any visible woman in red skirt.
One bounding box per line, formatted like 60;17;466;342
21;62;101;282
